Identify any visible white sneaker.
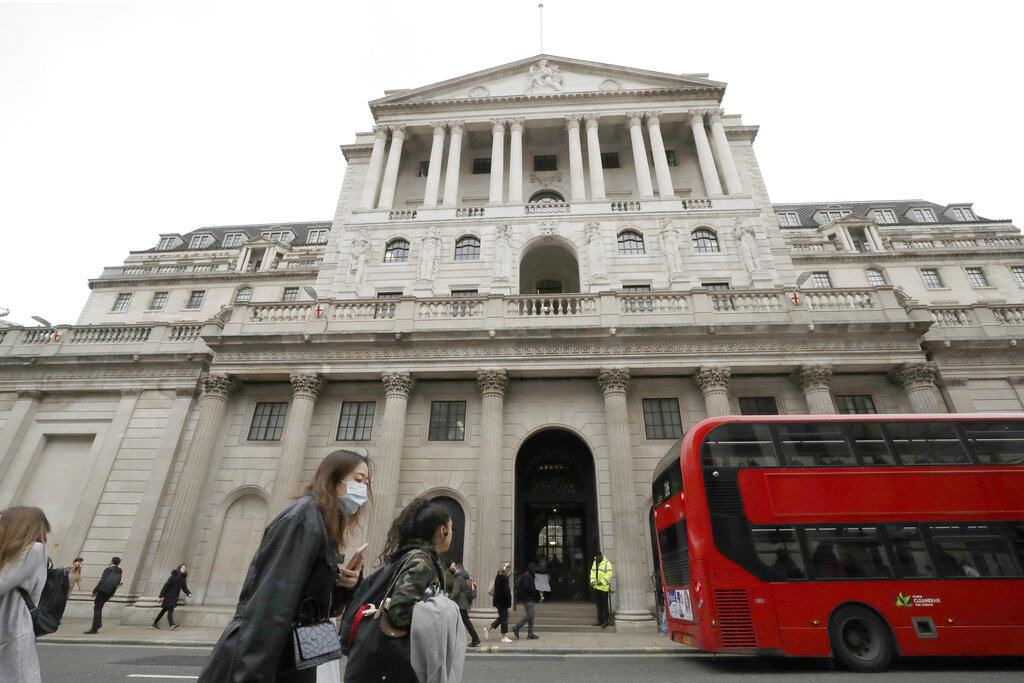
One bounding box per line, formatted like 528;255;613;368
483;626;490;640
501;636;513;643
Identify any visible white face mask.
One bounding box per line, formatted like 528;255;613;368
338;481;368;515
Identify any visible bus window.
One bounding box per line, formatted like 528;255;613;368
963;421;1024;465
884;525;936;578
847;422;895;465
886;421;968;465
806;526;892;579
752;528;806;579
701;423;777;468
928;524;1022;578
658;520;690;586
775;423;854;467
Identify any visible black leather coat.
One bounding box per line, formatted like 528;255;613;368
198;495;340;683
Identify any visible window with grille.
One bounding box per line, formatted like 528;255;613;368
337;401;375;441
600;152;620;169
835;395;876;414
703;282;730;291
158;237;176;250
148;292;168;310
249;402;288;441
874;209;897;224
866;268;886;286
282;287;299;302
472;158;491;174
692;229;719;253
235;287;252;303
384;239;409;262
429;401;466;441
912;208;936;223
966;267;989;288
418;161;429;177
112;293;132;312
1012;266;1024;287
189;235;209;249
739;396;779;415
777;212;800;227
533;155;557;172
643;398;683;440
617;230;645;255
223;234;243;248
921;268;944;289
185;291;205;310
812;272;832;288
454;236;480;260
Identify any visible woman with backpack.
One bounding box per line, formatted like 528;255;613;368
511;563;540;640
151;563;192;630
197;449;370;682
484;562;513;642
0;506;50;683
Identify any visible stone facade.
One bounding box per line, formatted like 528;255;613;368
1;55;1022;630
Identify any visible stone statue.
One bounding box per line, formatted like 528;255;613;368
585;222;606;278
417;227;441;281
528;59;564;92
659;221;684;276
347;230;371;284
733;219;762;273
493;224;512;281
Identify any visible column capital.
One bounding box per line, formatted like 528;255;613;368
687;109;709;126
598;367;630;396
706;108;725;125
477;369;509;397
793;364;833;391
446;120;466;135
16;389;44;401
889;363;937;389
382;371;415;398
202;374;240;399
584;113;601;129
564;113;583;130
696;366;731;393
290;374;326;400
430;121;447;135
489;118;507;133
388;123;407;140
625;111;644;128
372;125;389;140
644;111;662;126
509;117;525;133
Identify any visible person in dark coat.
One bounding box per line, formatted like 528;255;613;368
197;449;370;683
512;563;540;639
85;556;122;634
152;564;192;629
484;562;512;642
449;562;481;647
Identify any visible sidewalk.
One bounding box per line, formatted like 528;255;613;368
43;618;695;655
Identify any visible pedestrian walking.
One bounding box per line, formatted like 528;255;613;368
534;556;550;602
85;556;123;634
66;557;84;592
198;449;370;682
0;506;50;683
449;562;481;647
151;563;192;630
483;562;512;642
589;551;613;628
511;563;540;640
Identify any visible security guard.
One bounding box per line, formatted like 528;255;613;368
589;551;614;627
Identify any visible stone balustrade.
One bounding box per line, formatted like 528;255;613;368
169;325;203;341
20;329;56;344
711;292;784;312
249;303;315;322
69;326;152;344
417;297;485;319
791;243;825;251
524;202;570;215
993;307;1024;325
619;293;688;314
506;294;597;317
930;308;972;326
0;321;214;358
388;210;417;220
455;207;485;217
803;290;876;311
611;201;641;212
681;198;713;209
984;237;1022;246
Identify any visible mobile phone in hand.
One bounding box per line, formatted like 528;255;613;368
346;543;369;570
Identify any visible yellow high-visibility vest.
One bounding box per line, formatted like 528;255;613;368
590;558;613;592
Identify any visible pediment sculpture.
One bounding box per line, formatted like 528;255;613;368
527;59;564;93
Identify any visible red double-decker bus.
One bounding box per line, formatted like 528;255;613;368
652;414;1024;671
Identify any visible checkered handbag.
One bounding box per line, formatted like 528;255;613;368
291;597;341;670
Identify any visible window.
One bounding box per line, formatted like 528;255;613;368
536;280;562;294
148;292;168;311
921;268;945;289
374;292;400;319
776;423;856;467
622;284;652;312
157;237;176;250
454;236;480;261
282;287;299;302
472;158;491;174
235;287;252;303
820;210;850;223
965;267;990;288
529;190;564;204
429;401;466;441
665;150;677;166
739;396;778;415
885;525;936;578
952;207;975;221
384;239;409;263
642;398;683;440
307;230;328;245
963;421;1024;465
753;527;806;579
533;155;557;172
617;230;645;255
249;402;288;441
1012;266;1024;287
223;234;244;248
112;293;132;312
692;229;719;253
929;525;1021;577
874;209;897;224
418;161;429;177
887;421;967;465
912;208;936;223
185;290;206;310
600;152;620;169
189;235;209;249
703;282;730;291
337;401;375;441
263;231;292;244
835;395;876;414
777;212;800;227
806;526;892;579
623;285;651;292
811;271;833;288
866;268;886;286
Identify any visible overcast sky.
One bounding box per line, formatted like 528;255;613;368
1;0;1020;326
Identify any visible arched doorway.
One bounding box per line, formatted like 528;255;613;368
518;240;580;295
515;429;599;601
430;495;465;570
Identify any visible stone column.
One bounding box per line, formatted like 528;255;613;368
584;114;606;200
867;225;885;251
645;112;676;198
625;112;655;199
508;118;524;204
688;110;723;197
565;114;586;201
707;109;742;195
0;390;44;491
696;366;732;417
423;122;446;207
597;368;656;631
377;124;407;211
364;372;415;563
890;363;945;413
442;121;465;207
488;119;505;204
265;374;326;522
836;226;855;252
470;369;508;620
148;374;239;589
794;365;837;414
358;125;389;210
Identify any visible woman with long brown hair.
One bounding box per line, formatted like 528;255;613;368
198;449;370;682
0;506;51;683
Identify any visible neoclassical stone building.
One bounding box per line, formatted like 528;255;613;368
2;55;1022;630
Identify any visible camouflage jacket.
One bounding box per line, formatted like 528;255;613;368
383;542;446;631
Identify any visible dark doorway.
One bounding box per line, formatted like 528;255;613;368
431;495;465;569
515;429;599;601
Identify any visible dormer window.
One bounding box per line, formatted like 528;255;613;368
157;237;176;250
189;235;210;249
952;207;975;221
912;208;936;223
223;234;244;248
308;229;328;245
777;212;800;227
262;231;292;244
874;209;897;224
819;210;850;224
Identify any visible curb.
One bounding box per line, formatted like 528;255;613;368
40;637;214;648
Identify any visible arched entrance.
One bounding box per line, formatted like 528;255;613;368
518;240;580;295
430;495;465;569
515;429;599;601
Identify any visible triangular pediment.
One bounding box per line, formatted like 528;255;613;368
371;54;725;109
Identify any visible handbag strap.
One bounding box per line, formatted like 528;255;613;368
381;549;435;607
18;587;36;613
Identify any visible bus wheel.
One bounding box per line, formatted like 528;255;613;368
828;606;893;673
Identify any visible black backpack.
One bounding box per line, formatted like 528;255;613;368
20;558;70;636
338;558;404;656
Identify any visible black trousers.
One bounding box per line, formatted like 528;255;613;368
595;590;610;625
459;608;480;643
489;606;509;633
92;592;112;631
154;605;176;627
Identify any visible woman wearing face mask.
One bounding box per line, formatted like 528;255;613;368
198;449;370;683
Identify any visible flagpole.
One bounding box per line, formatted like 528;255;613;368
538;3;544;53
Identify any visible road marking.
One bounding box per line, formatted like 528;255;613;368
125;676;199;680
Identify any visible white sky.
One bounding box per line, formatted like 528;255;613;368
1;0;1021;326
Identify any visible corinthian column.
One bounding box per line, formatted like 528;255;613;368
706;109;742;195
645;112;675;198
625;112;655;199
696;366;731;417
147;374;238;594
378;124;407;210
364;372;415;563
890;363;945;413
266;374;327;522
565;114;586;201
442;121;465;207
508;118;524;204
358;125;389;210
488;119;506;204
597;368;655;631
423;122;446;207
794;365;837;414
470;369;508;620
584;114;606;200
688;110;723;197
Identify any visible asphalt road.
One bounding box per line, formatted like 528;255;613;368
38;642;1024;682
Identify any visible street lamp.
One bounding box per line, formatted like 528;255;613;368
795;271;812;289
31;316;53;327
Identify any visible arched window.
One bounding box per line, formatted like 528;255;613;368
866;268;886;286
692;228;719;253
234;286;252;303
384;239;409;263
528;190;565;203
617;230;645;255
454;236;480;261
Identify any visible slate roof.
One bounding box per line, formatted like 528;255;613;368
136;221;332;253
770;200;1001;228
